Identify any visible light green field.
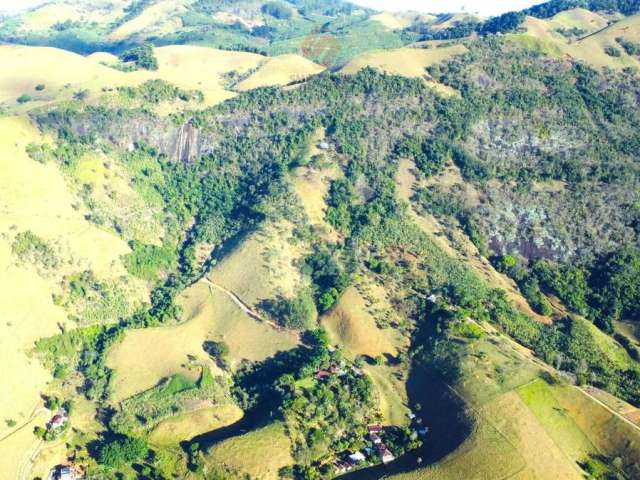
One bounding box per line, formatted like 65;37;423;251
206;421;293;480
150;405;243;446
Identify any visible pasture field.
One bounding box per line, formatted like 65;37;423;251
322;286;399;359
517;379;595;462
0;44;329;113
517;11;640;70
108;0;188;41
0;114;135;427
364;363;410;426
0;410;49;480
206;421;293;480
150;405;243;446
207;220;307;305
236;54;325;91
71;152;165;245
108;283;299;401
293;163;342;240
340;45;466;95
19;1;127;32
370;12;435;30
392;411;526;480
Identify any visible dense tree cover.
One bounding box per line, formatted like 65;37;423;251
302;249;351;312
123;240;178;281
118;79;205;104
261;291;318;329
98;436;148;468
118;44;158;70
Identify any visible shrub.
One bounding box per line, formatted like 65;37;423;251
98;436;148;468
604;46;622;57
262;291;318;329
118;44;158;70
12;231;58;269
261;1;292;19
17;94;32;104
35;84;45;91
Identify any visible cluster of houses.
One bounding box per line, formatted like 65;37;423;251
332;424;397;475
368;424;396;464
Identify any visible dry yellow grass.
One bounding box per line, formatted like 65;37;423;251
518;12;640;70
206;421;293;480
364;364;410;426
108;0;188;41
150;405;244;446
370;12;435;30
482;391;584;479
208;220;307;305
0;410;49;480
0;44;312;112
322;286;399;358
340;45;466;96
73;152;164;244
108;284;299;401
19;1;126;31
293;164;341;233
236;54;325;91
0;115;137;427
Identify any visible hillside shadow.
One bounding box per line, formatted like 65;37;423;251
340;366;473;479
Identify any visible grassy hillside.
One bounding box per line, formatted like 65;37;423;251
2;1;640;479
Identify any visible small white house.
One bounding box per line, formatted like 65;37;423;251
348;452;366;463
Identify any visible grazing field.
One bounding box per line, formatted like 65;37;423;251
19;1;126;31
340;45;466;95
482;391;583;479
293;164;341;238
322;286;399;359
236;54;325;91
208;220;307;305
364;364;410;426
206;421;293;480
370;12;435;30
108;283;299;401
0;44;328;113
0;410;49;480
150;405;243;446
108;0;188;41
0;115;135;426
518;11;640;69
392;411;526;480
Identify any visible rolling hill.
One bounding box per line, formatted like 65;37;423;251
0;0;639;479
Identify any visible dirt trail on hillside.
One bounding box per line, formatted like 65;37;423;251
202;278;283;331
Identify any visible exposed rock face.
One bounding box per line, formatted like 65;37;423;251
39;110;213;163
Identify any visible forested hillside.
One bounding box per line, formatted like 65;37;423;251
1;0;640;479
